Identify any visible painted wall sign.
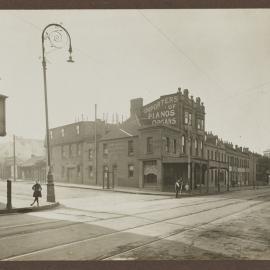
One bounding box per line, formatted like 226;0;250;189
141;94;179;126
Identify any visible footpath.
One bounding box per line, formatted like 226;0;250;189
0;179;59;215
0;178;269;215
53;181;268;196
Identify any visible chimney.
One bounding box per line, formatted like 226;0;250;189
196;97;201;104
183;89;189;97
130;98;143;117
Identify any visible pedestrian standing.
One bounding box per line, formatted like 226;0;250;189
31;180;42;207
179;178;184;195
175;178;181;198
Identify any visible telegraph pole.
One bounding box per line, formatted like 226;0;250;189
13;135;16;182
187;121;191;191
95;104;98;185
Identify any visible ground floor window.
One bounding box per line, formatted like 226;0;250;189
128;164;134;177
144;173;157;184
88;166;93;178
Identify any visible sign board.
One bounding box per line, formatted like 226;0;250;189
141;94;179;127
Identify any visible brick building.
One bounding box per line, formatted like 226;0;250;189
96;89;208;191
49;120;113;185
205;133;229;193
49;88;258;193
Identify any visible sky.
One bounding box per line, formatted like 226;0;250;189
0;9;269;154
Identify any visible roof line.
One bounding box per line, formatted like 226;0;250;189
119;128;133;137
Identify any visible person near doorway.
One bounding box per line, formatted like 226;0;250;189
175;177;183;198
31;180;42;207
185;182;190;192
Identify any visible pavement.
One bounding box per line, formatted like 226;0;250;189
0;179;59;214
0;178;269;215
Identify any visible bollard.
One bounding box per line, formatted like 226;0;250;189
6;179;12;210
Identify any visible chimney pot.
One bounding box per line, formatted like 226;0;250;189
184;89;189;97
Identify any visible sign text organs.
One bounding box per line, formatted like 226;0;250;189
142;95;178;126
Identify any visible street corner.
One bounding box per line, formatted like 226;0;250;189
0;201;60;215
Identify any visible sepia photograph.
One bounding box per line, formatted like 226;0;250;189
0;6;269;265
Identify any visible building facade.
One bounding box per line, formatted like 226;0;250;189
20;155;46;183
49;120;113;185
49;89;260;192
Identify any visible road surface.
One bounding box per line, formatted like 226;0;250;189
0;181;269;260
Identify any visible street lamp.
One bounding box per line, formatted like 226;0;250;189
41;23;74;202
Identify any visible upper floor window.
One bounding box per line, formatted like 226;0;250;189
88;148;93;160
76;125;80;135
77;143;81;156
165;137;170;153
207;150;210;160
197;119;204;130
146;137;153;153
195;139;198;155
61;145;69;159
103;143;108;156
181;135;185;154
61;128;65;137
200;141;203;156
184;112;192;125
173;139;177;154
69;144;72;158
184;111;189;125
188;113;192;125
128;140;134;156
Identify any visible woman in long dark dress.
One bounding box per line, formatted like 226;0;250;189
31;181;42;207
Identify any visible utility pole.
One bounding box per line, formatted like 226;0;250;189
95;104;98;185
217;149;220;192
13;135;16;182
253;152;256;189
187;121;191;191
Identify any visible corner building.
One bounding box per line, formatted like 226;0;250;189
98;89;209;191
49;89;257;193
97;89;257;192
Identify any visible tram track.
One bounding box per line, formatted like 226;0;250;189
2;191;270;261
0;191;268;241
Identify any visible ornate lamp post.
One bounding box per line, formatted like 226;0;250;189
41;24;74;202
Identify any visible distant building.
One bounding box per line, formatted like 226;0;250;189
0;156;22;179
263;149;270;158
20;155;46;183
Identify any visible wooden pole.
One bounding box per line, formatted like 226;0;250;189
95;104;98;185
13;135;16;182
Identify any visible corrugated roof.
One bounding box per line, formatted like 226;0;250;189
101;115;141;141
